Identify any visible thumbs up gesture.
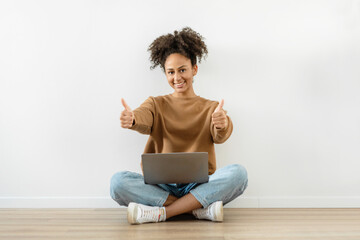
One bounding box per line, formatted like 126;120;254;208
120;98;134;129
212;99;228;129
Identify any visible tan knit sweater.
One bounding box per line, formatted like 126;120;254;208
130;94;233;175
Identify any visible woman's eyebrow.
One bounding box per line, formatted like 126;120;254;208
166;65;187;71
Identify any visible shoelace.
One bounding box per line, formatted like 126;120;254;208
195;207;212;219
140;208;160;222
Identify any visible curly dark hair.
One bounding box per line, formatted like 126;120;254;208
148;27;208;70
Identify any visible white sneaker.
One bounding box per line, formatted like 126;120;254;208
127;202;166;224
192;201;223;222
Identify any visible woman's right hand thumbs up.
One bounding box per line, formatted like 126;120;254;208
120;98;134;129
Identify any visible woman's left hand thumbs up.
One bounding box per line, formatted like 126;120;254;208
212;99;228;129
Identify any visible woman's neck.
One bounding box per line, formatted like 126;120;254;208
171;89;196;98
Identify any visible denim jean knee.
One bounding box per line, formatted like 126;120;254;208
110;171;170;207
110;171;130;202
229;164;248;192
190;163;248;208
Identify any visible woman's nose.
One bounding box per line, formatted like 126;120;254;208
174;73;181;82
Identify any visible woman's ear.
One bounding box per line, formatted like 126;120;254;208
193;64;198;76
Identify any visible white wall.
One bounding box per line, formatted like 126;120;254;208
1;0;360;208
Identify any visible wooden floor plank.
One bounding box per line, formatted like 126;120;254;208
0;208;359;240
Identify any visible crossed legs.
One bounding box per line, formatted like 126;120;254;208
163;194;201;219
110;164;248;221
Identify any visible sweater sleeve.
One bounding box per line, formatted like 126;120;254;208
210;110;233;144
129;97;155;135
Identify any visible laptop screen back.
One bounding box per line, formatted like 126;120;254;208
142;152;209;184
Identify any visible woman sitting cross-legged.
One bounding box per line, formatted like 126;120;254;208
110;27;248;224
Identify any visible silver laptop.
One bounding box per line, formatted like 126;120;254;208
142;152;209;184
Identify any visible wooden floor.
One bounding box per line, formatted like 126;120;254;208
0;208;359;240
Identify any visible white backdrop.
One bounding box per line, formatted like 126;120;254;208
1;0;360;208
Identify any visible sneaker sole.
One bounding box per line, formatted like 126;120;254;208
214;201;224;222
127;202;138;224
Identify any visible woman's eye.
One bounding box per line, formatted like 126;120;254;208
168;71;174;75
180;69;185;72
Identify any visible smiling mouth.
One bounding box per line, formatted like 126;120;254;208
174;81;185;88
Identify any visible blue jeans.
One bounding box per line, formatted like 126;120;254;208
110;164;248;208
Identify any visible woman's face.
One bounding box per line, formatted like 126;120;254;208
164;53;198;97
